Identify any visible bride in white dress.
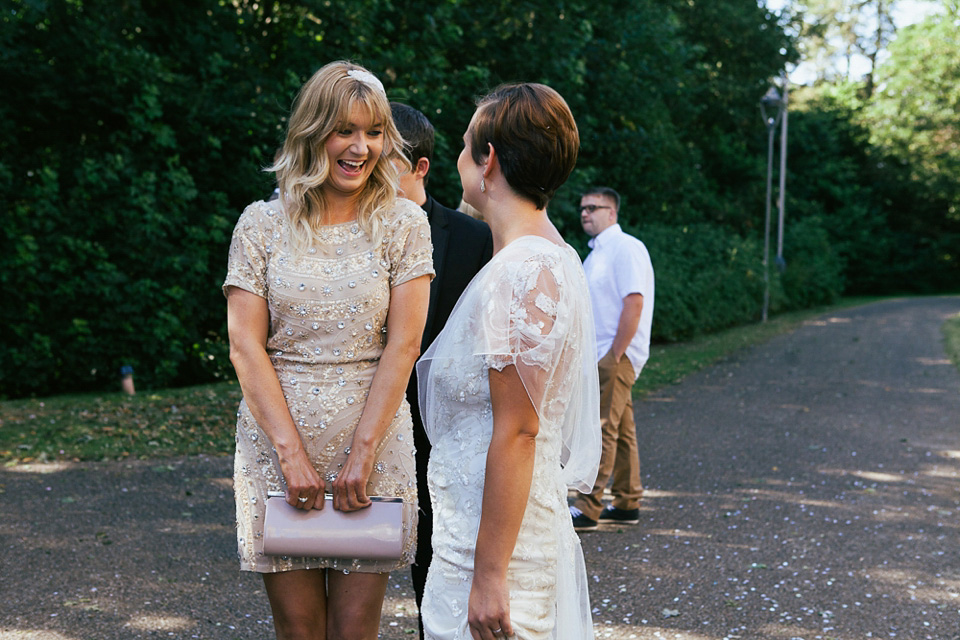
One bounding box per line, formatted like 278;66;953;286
416;83;602;640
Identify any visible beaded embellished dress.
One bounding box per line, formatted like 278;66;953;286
416;236;602;639
223;197;433;574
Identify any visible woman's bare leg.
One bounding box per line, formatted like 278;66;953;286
263;569;328;640
326;571;390;640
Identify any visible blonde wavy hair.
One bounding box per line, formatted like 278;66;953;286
271;61;408;253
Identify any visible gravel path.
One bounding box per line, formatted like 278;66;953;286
2;296;958;640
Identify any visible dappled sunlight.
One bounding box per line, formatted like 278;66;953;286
871;507;912;522
644;528;711;539
153;520;233;536
920;465;960;479
804;316;853;326
591;623;716;639
123;614;196;632
730;487;798;500
847;470;906;483
940;449;960;459
852;378;952;394
23;533;86;552
915;357;953;366
786;497;845;509
739;477;793;487
731;487;847;509
868;567;957;599
0;631;79;640
754;622;847;639
913;584;960;604
642;489;702;500
3;461;76;474
855;379;896;389
210;476;233;490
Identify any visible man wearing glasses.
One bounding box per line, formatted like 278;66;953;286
570;187;655;531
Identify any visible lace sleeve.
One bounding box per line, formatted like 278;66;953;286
417;239;601;492
480;256;562;414
222;202;276;299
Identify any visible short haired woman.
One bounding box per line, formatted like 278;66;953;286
417;83;602;640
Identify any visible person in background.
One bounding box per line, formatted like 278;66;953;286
570;186;655;532
457;199;483;222
390;101;493;639
223;61;433;640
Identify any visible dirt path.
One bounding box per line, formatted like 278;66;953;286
2;297;958;640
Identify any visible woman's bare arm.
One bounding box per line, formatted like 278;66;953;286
467;364;539;640
226;286;324;509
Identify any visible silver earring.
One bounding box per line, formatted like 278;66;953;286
480;178;486;193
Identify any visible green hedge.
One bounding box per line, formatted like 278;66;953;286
1;0;948;399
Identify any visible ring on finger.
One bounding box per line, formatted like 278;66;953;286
297;496;308;503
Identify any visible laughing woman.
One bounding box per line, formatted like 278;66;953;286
223;61;433;640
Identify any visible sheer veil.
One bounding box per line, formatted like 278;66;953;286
416;237;601;492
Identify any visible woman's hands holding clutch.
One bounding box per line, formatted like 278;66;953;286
332;443;375;512
278;445;326;510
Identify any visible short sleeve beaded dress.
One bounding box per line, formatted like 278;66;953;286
223;197;434;574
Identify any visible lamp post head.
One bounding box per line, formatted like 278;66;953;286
760;86;783;126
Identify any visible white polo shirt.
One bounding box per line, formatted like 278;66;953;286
583;223;655;379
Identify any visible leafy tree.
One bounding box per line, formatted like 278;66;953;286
789;0;899;93
1;0;874;398
664;0;797;232
0;1;317;396
861;7;960;289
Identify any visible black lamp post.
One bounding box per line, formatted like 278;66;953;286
760;86;785;323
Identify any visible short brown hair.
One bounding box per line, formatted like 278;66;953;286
468;83;579;210
390;102;435;185
582;186;621;213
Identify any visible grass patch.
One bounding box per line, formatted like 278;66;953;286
0;381;242;464
943;312;960;373
0;296;892;463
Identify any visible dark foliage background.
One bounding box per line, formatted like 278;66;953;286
1;0;956;398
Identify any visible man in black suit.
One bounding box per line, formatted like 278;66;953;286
391;102;493;638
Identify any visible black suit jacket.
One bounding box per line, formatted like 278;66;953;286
404;193;493;417
419;194;493;350
404;193;492;462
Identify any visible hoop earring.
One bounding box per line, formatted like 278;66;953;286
480;178;486;193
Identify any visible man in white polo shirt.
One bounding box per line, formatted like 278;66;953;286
571;186;655;531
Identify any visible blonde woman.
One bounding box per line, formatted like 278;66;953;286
223;61;433;640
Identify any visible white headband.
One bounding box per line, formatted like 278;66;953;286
346;69;386;95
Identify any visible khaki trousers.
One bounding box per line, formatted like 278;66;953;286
574;350;643;520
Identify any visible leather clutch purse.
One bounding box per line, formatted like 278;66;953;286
263;491;404;560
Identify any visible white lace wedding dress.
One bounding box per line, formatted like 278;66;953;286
416;236;602;639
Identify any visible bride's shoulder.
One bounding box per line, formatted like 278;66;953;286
498;236;567;264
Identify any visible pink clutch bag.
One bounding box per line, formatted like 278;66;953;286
263;491;404;560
